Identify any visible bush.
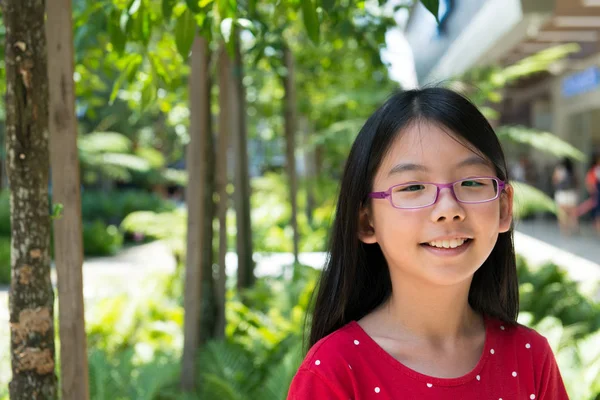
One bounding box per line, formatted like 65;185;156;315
0;237;10;285
83;220;123;256
81;189;176;225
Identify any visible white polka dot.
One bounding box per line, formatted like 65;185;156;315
348;364;352;370
499;398;503;400
500;325;505;330
512;371;517;377
476;375;480;381
526;343;531;349
374;387;380;393
530;395;536;399
490;349;495;354
354;340;360;345
315;360;320;366
427;383;433;388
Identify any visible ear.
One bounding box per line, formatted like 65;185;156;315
498;184;514;233
358;206;377;244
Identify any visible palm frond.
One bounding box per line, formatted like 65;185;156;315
78;131;132;154
498;125;586;161
512;181;557;219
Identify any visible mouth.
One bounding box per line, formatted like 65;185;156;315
421;238;472;249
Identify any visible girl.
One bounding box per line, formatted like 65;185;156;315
287;88;568;399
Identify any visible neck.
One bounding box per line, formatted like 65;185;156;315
375;275;483;345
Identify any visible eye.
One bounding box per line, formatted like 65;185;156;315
397;184;425;192
461;179;485;187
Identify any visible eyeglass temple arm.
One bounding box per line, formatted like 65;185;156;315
368;191;388;199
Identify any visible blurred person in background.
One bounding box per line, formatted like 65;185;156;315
585;152;600;235
552;157;579;236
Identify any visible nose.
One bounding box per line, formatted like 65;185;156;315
430;187;466;223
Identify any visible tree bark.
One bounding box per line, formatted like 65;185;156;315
2;0;58;398
181;35;210;392
45;1;89;399
215;44;233;338
300;116;315;225
233;34;254;290
199;74;217;344
282;45;299;264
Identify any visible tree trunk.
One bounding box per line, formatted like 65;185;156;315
233;34;254;290
199;74;217;344
215;44;232;338
46;1;89;399
300;116;315;225
2;0;58;398
181;35;210;392
282;45;299;264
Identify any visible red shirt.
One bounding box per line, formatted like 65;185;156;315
287;317;569;399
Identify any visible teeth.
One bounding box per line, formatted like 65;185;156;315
427;238;467;249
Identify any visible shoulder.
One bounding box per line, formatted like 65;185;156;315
299;321;360;372
287;322;361;399
486;317;556;370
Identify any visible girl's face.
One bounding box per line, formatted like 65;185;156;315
359;122;513;287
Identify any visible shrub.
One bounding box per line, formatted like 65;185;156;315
81;189;175;225
83;220;124;256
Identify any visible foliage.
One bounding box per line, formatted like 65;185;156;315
74;254;600;400
83;220;124;256
79;131;187;188
512;182;557;219
120;208;186;243
81;189;176;225
497;126;586;162
451;44;579;120
0;236;10;285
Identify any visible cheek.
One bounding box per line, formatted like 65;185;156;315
372;208;421;243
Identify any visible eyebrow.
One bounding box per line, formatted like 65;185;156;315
387;156;491;176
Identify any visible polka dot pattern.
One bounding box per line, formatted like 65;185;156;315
298;320;553;398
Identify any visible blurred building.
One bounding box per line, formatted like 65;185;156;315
404;0;600;194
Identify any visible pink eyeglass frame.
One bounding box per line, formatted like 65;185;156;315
368;176;506;210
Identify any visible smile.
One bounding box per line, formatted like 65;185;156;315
426;238;469;249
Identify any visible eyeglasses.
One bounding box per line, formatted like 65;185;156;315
368;177;505;209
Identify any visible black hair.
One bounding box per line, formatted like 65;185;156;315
562;157;574;175
308;87;519;348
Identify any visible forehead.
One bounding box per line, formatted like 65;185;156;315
378;121;493;176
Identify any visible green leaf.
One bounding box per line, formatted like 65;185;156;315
108;11;127;54
162;0;176;21
420;0;439;23
512;182;556;219
248;0;256;15
175;9;197;58
497;125;586;162
185;0;202;13
301;0;320;44
321;0;335;13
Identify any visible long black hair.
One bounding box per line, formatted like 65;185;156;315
308;87;519;348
